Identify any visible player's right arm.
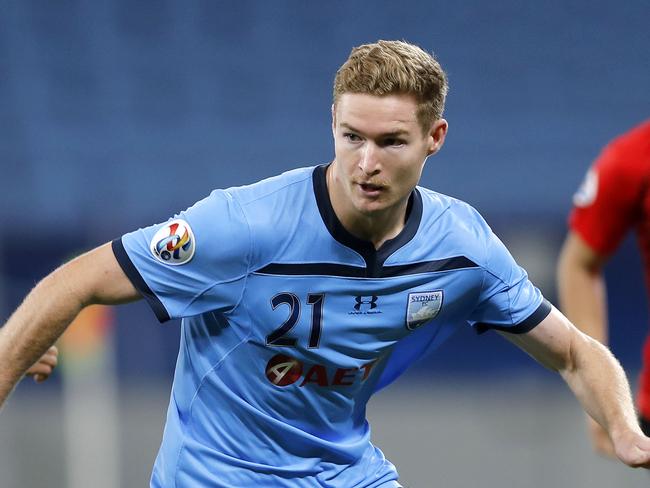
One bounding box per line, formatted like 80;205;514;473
557;124;647;457
0;242;140;409
557;230;615;457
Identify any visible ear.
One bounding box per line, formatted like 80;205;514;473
331;104;337;138
426;119;448;156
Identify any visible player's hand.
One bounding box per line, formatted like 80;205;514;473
587;415;617;459
612;428;650;469
25;346;58;383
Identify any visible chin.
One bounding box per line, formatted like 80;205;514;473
354;199;387;215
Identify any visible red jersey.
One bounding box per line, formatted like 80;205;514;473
569;119;650;418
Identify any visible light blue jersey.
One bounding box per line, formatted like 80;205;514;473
113;164;550;487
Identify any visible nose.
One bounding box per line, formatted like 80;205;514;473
358;143;380;176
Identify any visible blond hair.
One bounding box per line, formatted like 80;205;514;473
333;40;448;132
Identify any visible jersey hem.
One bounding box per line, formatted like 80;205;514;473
474;298;552;334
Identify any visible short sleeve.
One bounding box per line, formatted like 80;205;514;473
569;135;646;256
468;227;551;334
113;189;251;322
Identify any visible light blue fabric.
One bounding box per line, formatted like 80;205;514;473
119;165;545;487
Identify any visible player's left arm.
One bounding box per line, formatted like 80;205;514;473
499;305;650;469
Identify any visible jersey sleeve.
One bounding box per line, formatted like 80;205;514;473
569;136;645;256
112;189;251;322
468;222;551;334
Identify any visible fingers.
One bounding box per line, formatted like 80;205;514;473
41;346;59;366
26;363;55;382
614;431;650;469
41;349;59;368
25;346;59;383
623;446;650;469
632;436;650;468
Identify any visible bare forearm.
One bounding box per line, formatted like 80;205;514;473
0;268;85;405
504;307;650;466
0;242;139;408
560;332;642;442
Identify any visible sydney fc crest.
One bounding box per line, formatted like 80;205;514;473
406;290;443;330
150;219;195;265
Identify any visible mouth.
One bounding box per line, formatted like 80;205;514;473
357;182;385;197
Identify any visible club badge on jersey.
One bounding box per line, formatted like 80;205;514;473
406;290;443;330
150;219;196;265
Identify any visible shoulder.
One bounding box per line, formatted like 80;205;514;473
596;120;650;175
607;119;650;155
225;166;316;207
222;165;322;265
574;120;650;206
416;187;495;265
418;187;491;237
176;166;316;257
223;165;318;233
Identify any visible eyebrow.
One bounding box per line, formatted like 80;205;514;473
340;123;410;137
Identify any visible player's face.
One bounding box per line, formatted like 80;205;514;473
331;93;447;217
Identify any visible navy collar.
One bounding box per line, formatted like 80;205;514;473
312;164;423;277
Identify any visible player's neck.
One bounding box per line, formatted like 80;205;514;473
344;208;407;250
326;164;408;250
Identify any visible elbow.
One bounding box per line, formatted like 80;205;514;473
39;262;90;312
558;340;578;378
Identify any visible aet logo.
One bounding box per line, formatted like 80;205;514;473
265;354;377;388
265;354;303;386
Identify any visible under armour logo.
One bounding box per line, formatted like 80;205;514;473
354;296;378;311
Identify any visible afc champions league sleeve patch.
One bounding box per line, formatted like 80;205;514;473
149;219;196;266
573;168;598;208
405;290;443;330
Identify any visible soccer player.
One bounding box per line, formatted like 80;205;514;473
557;119;650;458
2;41;650;487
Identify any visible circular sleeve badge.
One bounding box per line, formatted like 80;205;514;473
149;219;196;265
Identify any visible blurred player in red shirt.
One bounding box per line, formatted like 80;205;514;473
558;119;650;457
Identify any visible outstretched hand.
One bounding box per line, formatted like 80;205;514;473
613;428;650;469
25;346;58;383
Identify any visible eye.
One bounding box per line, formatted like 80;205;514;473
383;137;406;147
343;132;362;142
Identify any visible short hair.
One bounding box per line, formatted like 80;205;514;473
333;40;448;132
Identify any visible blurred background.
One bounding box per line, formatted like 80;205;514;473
1;0;649;486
